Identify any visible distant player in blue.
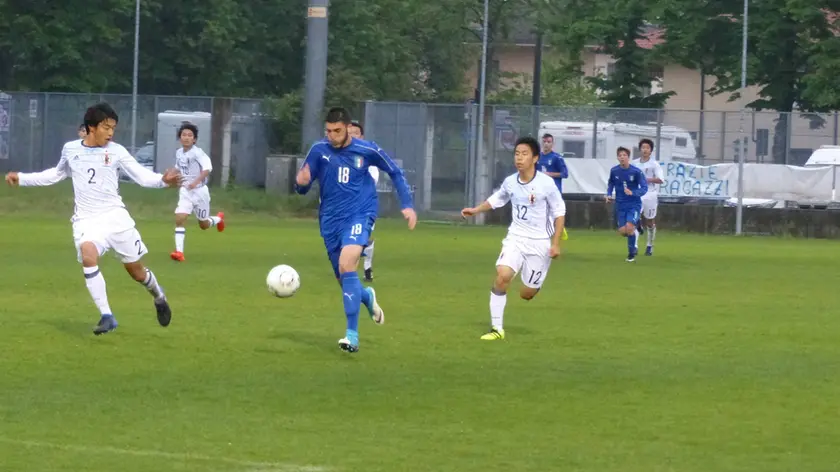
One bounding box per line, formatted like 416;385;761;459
538;133;570;241
606;146;648;262
294;107;417;353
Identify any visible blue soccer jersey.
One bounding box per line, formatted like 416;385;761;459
606;164;648;228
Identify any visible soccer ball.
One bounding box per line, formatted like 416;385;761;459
266;264;301;298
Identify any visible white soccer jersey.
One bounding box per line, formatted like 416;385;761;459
487;172;566;239
18;140;166;229
175;146;212;188
631;158;664;195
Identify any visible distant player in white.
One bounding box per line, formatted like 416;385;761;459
631;138;664;256
4;102;180;335
348;120;379;282
170;122;225;262
461;136;566;341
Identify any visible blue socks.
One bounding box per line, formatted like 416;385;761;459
340;272;362;332
628;230;637;253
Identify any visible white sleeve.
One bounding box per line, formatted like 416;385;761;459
196;148;213;172
486;180;511;209
119;150;166;188
547;184;567;219
18;152;70;187
654;162;664;181
369;166;380;184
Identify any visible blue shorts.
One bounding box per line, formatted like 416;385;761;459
616;208;640;228
323;216;376;278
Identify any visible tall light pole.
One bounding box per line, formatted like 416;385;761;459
301;0;329;152
130;0;140;155
475;0;490;208
735;0;748;235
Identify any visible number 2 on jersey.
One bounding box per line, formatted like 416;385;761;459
337;166;350;184
515;204;528;220
87;168;96;184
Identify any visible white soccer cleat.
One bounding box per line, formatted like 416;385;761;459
365;287;384;325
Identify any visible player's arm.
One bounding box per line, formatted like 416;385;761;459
294;145;322;195
189;149;213;189
633;169;649;197
555;157;569;179
547;186;567;257
120;152;179;188
462;182;509;217
6;152;70;187
605;170;615;201
649;163;664;184
369;146;412;209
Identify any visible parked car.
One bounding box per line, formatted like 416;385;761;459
120;141;155;182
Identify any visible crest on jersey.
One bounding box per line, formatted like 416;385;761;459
104;152;110;165
354;156;363;168
629;175;634;182
529;193;536;204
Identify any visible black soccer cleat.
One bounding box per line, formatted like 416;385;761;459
364;268;374;282
154;298;171;327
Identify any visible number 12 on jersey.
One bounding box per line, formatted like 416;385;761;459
515;204;528;220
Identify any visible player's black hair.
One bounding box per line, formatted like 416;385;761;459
324;107;352;125
616;146;631;156
541;133;553;140
78;123;86;130
515;136;540;158
638;138;654;151
350;120;364;135
177;121;199;140
83;102;119;131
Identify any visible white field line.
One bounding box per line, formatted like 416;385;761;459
0;437;327;472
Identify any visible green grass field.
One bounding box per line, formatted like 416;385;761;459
1;183;840;472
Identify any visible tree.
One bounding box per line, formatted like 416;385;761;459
657;0;840;163
487;61;604;107
541;0;673;109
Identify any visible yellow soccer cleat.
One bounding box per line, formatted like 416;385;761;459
561;227;569;240
480;328;505;340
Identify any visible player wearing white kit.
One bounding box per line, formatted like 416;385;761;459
170;122;225;262
631;138;664;256
4;102;180;335
461;136;566;340
348;121;379;282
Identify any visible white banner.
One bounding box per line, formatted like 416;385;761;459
563;159;838;202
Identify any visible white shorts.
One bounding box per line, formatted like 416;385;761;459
641;193;658;219
495;236;552;289
175;186;211;220
72;220;148;264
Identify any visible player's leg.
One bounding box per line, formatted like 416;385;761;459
334;219;381;352
519;247;551;301
76;231;117;335
112;228;171;327
482;240;522;340
625;210;640;261
643;196;657;255
195;188;224;232
172;189;192;261
363;222;375;282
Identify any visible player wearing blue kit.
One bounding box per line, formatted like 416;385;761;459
538;133;570;241
295;107;417;353
606;146;648;262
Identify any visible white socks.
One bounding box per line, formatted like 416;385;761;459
647;225;656;247
141;268;165;300
489;291;506;330
83;266;112;315
363;242;375;270
204;216;221;227
175;227;185;252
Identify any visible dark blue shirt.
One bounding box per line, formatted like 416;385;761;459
606;164;648;210
294;138;413;235
537;151;568;192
